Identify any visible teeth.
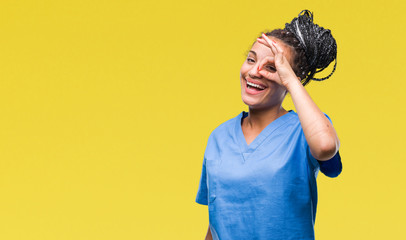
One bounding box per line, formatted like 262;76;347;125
247;80;265;90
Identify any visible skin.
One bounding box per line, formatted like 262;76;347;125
205;226;213;240
205;33;340;239
252;33;340;160
240;37;296;145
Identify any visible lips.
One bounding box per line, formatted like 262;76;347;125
245;78;267;89
243;77;268;95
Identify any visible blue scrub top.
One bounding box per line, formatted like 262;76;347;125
195;110;342;240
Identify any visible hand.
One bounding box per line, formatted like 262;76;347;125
256;33;300;89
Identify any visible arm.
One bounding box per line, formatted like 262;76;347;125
286;79;340;161
205;225;213;240
257;34;340;161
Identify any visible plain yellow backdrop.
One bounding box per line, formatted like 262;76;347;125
0;0;405;239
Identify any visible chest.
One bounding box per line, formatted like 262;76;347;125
206;134;312;213
241;125;263;146
207;123;309;179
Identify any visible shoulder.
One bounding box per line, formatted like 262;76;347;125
282;110;301;128
204;112;240;147
203;112;241;157
208;112;241;138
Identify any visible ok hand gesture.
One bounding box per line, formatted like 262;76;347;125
256;33;300;89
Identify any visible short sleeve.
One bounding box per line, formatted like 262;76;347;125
307;113;343;178
317;151;342;178
195;157;208;205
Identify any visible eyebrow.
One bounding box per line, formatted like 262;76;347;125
248;50;257;56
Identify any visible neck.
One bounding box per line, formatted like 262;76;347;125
243;105;289;130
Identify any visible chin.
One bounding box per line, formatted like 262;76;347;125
241;94;260;107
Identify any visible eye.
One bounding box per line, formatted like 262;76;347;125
246;58;255;63
266;65;276;71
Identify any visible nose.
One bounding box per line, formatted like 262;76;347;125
248;64;262;78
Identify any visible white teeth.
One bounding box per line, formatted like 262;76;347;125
247;80;265;90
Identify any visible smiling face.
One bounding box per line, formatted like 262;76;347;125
240;37;296;110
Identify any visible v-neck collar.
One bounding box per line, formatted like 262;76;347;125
234;110;294;161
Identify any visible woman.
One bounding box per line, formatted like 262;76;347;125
195;10;342;240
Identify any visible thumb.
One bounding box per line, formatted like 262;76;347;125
257;56;275;71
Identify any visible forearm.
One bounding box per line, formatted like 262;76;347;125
286;78;340;160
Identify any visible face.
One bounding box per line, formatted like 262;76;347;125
240;37;295;110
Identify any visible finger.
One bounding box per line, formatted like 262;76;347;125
256;38;271;49
258;69;276;81
269;42;278;56
271;40;285;53
257;56;275;71
270;41;287;66
258;69;284;87
256;38;272;48
276;53;284;65
261;33;277;55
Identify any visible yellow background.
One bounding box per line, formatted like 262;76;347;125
0;0;405;239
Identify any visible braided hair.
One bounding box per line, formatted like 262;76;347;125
261;10;337;86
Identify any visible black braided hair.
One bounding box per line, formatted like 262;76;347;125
260;10;337;86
